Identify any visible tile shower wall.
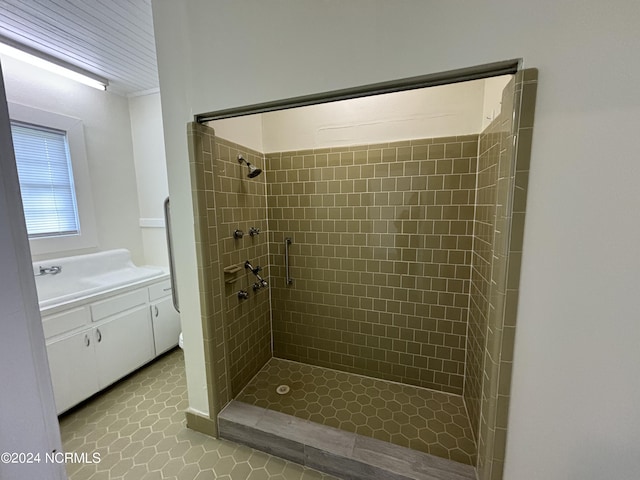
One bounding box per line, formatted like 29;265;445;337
267;136;479;394
475;71;536;480
188;124;271;430
465;105;505;439
188;122;229;426
213;137;271;396
465;70;537;480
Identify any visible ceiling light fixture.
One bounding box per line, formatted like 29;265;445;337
0;35;108;91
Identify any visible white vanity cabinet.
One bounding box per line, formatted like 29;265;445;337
43;277;179;414
149;280;180;355
46;329;99;414
93;304;155;388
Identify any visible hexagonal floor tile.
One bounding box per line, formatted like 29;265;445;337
59;349;337;480
235;357;477;465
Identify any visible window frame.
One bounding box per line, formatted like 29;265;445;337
8;102;97;255
11;120;80;238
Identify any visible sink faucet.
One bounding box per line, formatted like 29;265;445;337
38;266;62;276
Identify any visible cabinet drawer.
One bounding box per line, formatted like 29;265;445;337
148;279;172;301
91;289;148;322
42;306;90;339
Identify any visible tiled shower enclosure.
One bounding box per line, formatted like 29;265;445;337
187;70;537;480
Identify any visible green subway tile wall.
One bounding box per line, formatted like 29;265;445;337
187;122;229;426
188;125;272;422
213;138;271;396
474;80;517;480
471;71;537;480
266;136;479;395
465;105;506;441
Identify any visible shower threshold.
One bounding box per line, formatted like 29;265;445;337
218;358;476;480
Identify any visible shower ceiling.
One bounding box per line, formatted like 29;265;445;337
0;0;159;96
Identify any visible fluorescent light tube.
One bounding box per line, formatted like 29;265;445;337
0;39;108;91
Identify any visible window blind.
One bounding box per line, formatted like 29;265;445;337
10;121;80;238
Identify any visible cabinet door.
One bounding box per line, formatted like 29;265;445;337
46;331;98;414
151;296;181;355
94;305;155;389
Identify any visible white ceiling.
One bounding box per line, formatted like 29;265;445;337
0;0;159;96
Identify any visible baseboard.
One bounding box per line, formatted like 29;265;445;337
185;409;217;437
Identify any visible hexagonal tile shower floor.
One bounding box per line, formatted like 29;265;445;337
59;349;337;480
236;358;477;466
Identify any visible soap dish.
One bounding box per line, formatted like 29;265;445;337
223;265;242;274
224;264;242;284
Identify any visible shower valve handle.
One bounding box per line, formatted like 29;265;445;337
244;260;261;274
245;260;268;291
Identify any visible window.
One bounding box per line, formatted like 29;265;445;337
11;121;80;238
8;102;97;255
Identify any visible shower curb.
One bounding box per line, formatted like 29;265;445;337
218;400;476;480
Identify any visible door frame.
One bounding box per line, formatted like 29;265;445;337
0;61;66;480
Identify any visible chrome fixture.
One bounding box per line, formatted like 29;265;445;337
37;265;62;276
285;237;293;285
164;197;179;313
237;154;262;178
249;227;260;237
244;260;261;275
234;229;244;239
237;290;249;300
245;260;268;290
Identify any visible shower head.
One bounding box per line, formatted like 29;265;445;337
237;154;262;178
247;164;262;178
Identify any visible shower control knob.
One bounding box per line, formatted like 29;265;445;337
249;227;261;237
244;260;261;274
234;229;244;239
237;290;249;300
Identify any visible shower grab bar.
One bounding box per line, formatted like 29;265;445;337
285;237;293;285
164;197;180;313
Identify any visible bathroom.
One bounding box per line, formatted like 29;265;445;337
1;30;533;478
2;2;639;480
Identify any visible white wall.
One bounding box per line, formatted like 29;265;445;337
128;91;170;267
0;53;145;265
152;1;209;415
481;75;512;130
151;1;640;478
261;79;485;152
210;114;263;152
